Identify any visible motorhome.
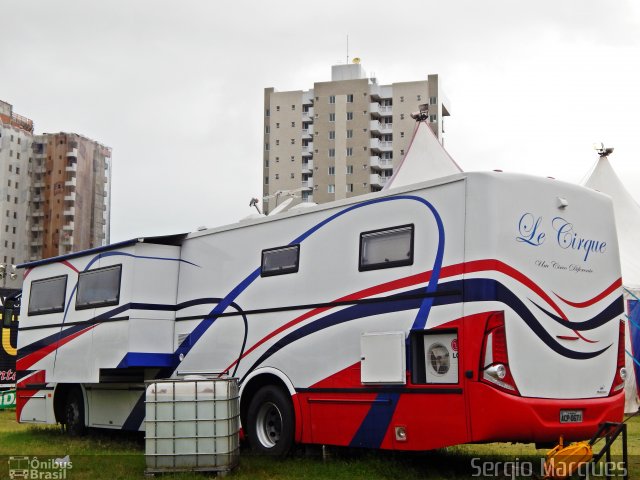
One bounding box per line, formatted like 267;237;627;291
15;171;625;454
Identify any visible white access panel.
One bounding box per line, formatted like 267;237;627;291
360;332;406;384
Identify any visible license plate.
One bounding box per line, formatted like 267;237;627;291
560;409;583;423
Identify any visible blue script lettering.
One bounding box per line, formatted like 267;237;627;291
552;217;607;261
516;213;546;246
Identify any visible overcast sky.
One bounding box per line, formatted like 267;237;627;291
2;0;639;242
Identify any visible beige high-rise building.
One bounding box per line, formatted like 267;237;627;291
28;132;111;261
262;63;450;213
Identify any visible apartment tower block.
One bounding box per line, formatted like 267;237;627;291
262;63;450;213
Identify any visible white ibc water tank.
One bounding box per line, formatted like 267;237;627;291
145;377;240;474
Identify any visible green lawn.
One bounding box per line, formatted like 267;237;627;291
0;410;637;479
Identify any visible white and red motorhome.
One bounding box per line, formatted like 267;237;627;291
15;171;626;454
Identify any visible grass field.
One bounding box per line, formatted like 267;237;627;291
0;410;637;479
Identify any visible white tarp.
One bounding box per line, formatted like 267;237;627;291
384;120;462;190
583;154;640;413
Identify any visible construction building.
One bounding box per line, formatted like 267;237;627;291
262;62;450;213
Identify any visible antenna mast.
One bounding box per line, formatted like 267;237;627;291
346;34;349;64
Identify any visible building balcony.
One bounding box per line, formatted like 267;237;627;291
302;108;314;120
32;211;44;217
380;141;393;152
369;138;381;151
369;102;381;116
30;239;43;247
302;127;313;140
62;222;74;231
302;160;313;174
370;174;388;188
31;195;43;202
62;235;74;246
64;207;75;216
370;155;381;170
302;194;314;203
380;105;392;115
302;144;313;157
65;177;77;187
302;179;314;190
64;192;76;201
67;148;78;157
66;164;77;173
380;158;394;170
31;224;44;232
33;181;45;188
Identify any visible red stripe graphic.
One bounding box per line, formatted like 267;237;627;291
222;259;607;373
554;278;622;308
17;325;97;371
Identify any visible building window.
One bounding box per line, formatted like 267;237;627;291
28;275;68;316
76;265;122;310
430;96;437;105
346;165;353;174
276;140;280;146
291;105;295;110
290;173;295;179
328;184;335;193
347;112;353;120
265;126;270;134
291;121;295;127
261;245;300;277
265;143;270;151
276;106;280;111
417;95;421;101
329;149;335;158
430;115;437;123
265;177;269;184
329;113;335;122
275;174;279;180
265;160;269;168
291;155;295;162
328;166;335;175
400;114;405;120
359;225;414;272
291;139;295;145
346;183;354;193
347;94;354;103
276;123;280;128
329;131;335;140
329;95;336;104
16;153;20;160
346;148;353;157
266;108;270;117
400;96;404;102
400;132;404;138
347;129;353;138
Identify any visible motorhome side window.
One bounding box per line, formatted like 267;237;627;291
261;245;300;277
359;225;414;271
76;265;122;310
28;275;67;316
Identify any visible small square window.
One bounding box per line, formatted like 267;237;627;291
359;225;414;271
261;245;300;277
276;106;280;111
291;121;295;127
291;105;295;110
291;139;295;145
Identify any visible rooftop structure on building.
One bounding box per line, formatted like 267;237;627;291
262;62;451;213
0;100;33;289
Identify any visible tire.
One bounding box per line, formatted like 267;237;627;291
246;385;295;456
64;388;86;436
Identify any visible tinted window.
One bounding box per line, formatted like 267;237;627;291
359;225;414;271
28;275;67;315
261;245;299;277
76;265;122;309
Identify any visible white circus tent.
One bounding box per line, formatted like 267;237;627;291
583;151;640;413
384;118;462;190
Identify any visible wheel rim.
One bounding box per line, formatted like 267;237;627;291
255;401;283;448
